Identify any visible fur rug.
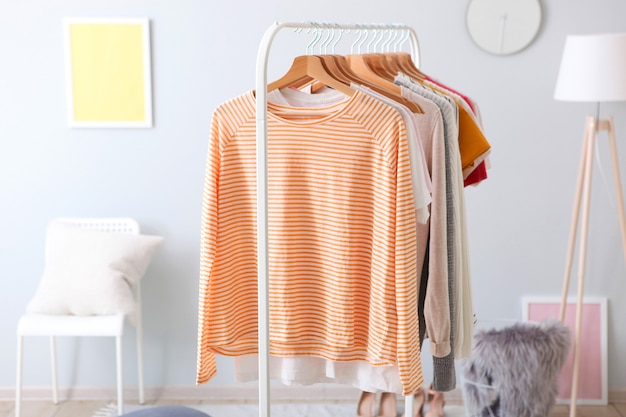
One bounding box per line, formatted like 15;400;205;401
461;319;570;417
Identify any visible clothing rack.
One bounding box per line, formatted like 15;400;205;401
254;21;421;417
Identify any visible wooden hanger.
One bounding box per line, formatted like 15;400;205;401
364;53;397;80
307;54;354;93
382;52;401;76
328;54;406;100
267;55;355;96
347;54;422;113
318;55;353;84
386;52;426;82
326;55;361;82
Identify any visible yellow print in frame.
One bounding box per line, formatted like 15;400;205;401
64;18;153;128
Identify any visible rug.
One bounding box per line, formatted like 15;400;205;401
92;402;466;417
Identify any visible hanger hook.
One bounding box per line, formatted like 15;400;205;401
382;26;396;53
373;26;386;53
321;23;334;55
386;26;395;53
331;23;345;54
366;28;377;53
357;24;369;54
398;28;410;53
293;26;303;53
391;26;402;52
379;27;390;53
359;25;371;54
313;22;324;55
305;24;316;55
351;25;363;55
312;22;324;55
314;22;323;55
306;22;322;55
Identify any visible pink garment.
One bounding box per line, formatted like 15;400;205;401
425;76;475;113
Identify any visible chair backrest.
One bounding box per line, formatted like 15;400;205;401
49;218;144;319
44;218;140;265
55;218;140;235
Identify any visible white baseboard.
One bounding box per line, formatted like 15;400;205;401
3;384;626;404
2;384;362;403
609;388;626;404
2;384;461;404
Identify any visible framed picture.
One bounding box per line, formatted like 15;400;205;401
63;18;153;128
522;296;608;405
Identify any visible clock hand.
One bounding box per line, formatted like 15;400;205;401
498;13;508;54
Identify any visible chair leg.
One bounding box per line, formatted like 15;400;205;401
136;287;145;405
136;322;145;404
116;335;124;415
16;335;23;417
50;336;59;404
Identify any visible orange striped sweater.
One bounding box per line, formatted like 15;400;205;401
197;90;422;394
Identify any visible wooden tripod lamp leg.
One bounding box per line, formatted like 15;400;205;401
561;116;626;417
566;116;597;417
560;116;595;321
605;116;626;261
570;117;597;417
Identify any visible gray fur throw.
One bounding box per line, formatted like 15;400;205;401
461;319;570;417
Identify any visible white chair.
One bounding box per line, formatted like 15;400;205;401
15;218;146;417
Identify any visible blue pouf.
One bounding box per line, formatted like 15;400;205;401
120;405;210;417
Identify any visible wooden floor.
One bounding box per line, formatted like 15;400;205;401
1;400;625;417
552;404;626;417
0;399;200;417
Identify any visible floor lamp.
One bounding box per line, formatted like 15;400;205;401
554;33;626;417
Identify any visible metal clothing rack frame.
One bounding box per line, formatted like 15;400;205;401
255;21;421;417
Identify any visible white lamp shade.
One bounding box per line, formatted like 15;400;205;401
554;33;626;102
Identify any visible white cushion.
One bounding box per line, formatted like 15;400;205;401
26;221;164;324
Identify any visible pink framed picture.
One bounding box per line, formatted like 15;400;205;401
522;296;607;405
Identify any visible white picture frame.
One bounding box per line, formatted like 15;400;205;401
63;17;153;128
522;296;608;405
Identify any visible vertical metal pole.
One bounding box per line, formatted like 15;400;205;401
254;24;422;417
256;21;284;417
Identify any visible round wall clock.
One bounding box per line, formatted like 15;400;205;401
466;0;542;55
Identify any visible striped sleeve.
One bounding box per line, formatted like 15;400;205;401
359;98;423;394
196;97;257;384
196;108;221;384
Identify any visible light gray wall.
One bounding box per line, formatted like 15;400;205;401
2;0;626;392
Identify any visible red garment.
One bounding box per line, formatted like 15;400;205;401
464;161;488;187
